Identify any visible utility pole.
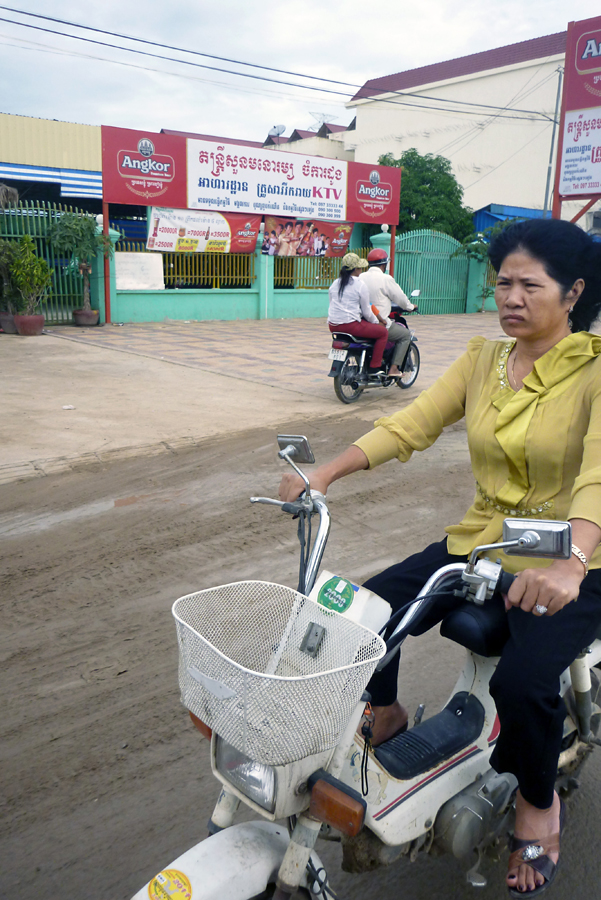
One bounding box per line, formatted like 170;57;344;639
543;68;563;218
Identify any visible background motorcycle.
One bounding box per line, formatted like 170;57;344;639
328;291;421;404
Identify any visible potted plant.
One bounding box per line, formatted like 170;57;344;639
47;211;114;326
0;237;22;333
10;235;52;335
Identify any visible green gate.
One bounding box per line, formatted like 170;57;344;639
394;229;468;314
0;200;85;324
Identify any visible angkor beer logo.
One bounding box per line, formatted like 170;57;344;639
357;170;392;203
236;221;257;237
117;139;175;182
576;29;601;74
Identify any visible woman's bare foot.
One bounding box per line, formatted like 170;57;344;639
388;366;401;376
507;790;561;893
368;701;409;746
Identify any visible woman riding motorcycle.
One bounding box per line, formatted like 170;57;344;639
327;252;388;376
283;218;601;897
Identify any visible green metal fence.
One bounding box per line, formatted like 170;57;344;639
117;242;256;289
273;247;370;289
394;230;468;314
0;199;88;324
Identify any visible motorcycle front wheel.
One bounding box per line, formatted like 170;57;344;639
397;343;420;390
334;354;364;404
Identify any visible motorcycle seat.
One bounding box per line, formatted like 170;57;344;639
331;331;373;348
331;332;394;352
440;595;509;658
440;597;601;657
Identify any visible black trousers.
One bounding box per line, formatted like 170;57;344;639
364;538;601;809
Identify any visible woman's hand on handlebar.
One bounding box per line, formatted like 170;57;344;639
504;558;586;616
277;445;370;503
278;466;332;502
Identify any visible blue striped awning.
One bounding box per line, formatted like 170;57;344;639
0;161;102;198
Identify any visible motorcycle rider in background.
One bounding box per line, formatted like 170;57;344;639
361;248;417;378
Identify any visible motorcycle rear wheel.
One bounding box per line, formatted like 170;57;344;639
397;343;420;390
334;354;364;404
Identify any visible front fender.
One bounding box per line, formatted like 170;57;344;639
131;821;290;900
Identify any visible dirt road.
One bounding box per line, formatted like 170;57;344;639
2;414;601;900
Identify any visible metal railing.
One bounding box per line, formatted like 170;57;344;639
273;247;370;290
117;242;256;289
0;199;85;324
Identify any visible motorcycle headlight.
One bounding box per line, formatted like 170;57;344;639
215;737;277;813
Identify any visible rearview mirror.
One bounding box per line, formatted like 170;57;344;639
502;519;571;559
277;434;315;464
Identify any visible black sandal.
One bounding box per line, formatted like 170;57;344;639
507;799;566;897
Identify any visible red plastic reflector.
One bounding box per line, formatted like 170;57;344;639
189;711;212;740
332;341;349;349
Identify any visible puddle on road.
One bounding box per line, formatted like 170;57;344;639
0;488;188;537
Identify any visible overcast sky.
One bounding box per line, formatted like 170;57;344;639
0;1;599;142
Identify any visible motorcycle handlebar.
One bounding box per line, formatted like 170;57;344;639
497;570;516;595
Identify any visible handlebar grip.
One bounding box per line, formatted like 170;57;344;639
497;570;516;595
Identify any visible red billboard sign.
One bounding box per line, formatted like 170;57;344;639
102;126;401;225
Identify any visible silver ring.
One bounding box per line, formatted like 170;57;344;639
535;604;548;616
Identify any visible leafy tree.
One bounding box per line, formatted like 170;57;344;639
456;217;523;262
47;211;114;311
378;149;473;241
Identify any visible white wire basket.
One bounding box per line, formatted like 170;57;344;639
173;580;386;766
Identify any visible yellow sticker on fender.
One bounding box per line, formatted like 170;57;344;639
148;869;192;900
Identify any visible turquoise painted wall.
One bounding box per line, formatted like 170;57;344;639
92;228;480;323
112;288;261;323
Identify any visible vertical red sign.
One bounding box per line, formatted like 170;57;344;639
101;126;188;206
555;16;601;204
346;161;401;224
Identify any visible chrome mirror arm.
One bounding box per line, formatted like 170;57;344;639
467;531;541;571
278;446;311;496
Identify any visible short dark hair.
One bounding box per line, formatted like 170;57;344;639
488;218;601;332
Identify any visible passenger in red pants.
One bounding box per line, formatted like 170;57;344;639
327;252;388;374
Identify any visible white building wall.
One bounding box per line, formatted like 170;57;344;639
345;56;584;219
272;135;354;161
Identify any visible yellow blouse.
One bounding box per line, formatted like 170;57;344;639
354;332;601;573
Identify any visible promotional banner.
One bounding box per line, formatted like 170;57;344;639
146;208;261;253
557;15;601;198
261;217;353;257
102;126;401;226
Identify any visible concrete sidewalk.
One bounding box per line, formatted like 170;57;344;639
1;313;504;485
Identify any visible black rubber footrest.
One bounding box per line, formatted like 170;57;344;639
374;691;485;780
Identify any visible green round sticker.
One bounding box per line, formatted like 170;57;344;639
317;576;355;613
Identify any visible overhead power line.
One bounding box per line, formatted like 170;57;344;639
0;5;557;122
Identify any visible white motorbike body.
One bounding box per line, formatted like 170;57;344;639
132;562;601;898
